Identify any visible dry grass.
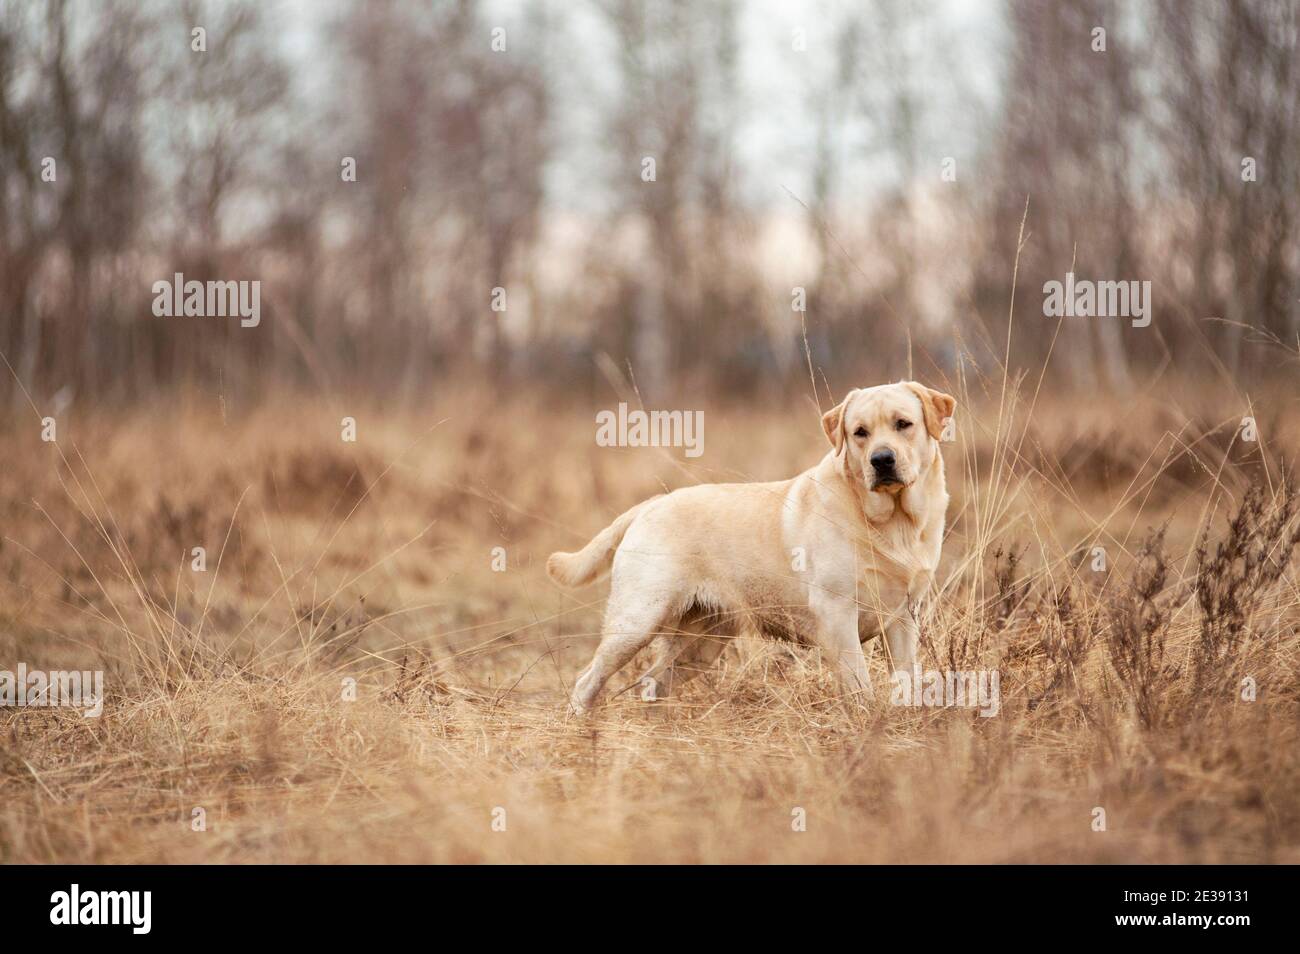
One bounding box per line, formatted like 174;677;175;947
1;377;1298;863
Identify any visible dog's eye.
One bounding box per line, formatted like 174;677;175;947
895;419;912;431
853;426;868;438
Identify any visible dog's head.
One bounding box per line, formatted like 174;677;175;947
821;382;955;492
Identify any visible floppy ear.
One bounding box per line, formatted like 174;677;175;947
905;382;956;441
821;390;856;454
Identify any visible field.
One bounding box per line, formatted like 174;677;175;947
1;376;1298;864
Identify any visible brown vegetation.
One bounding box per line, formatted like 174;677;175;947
1;376;1296;863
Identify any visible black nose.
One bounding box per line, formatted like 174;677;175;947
870;449;896;472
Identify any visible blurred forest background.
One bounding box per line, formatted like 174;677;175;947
1;0;1297;408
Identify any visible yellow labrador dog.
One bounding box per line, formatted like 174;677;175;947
549;381;955;713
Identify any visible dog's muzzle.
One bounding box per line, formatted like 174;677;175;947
869;448;903;489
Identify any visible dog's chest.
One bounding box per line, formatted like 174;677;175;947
854;561;914;607
853;527;927;592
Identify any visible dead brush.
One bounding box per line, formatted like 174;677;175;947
1194;482;1300;696
262;447;373;515
990;544;1032;631
1027;582;1094;716
1103;527;1176;730
297;596;371;668
942;543;1035;678
939;605;981;675
4;387;1300;863
388;648;452;706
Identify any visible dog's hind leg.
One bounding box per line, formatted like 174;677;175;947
666;631;728;691
570;594;675;714
635;634;685;700
633;604;734;701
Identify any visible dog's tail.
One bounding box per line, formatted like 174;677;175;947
546;496;662;588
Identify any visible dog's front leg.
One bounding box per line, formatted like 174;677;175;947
810;594;872;697
884;610;919;677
